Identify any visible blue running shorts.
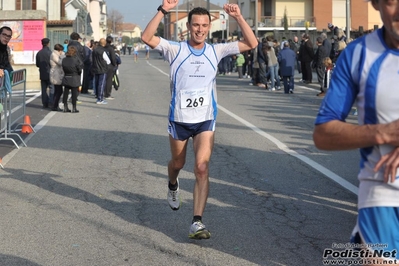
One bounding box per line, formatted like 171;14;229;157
168;120;216;140
351;207;399;259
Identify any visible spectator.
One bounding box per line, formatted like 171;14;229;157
113;49;122;91
328;23;347;43
49;43;65;111
36;38;53;108
63;39;68;53
320;32;332;61
313;37;328;96
104;36;116;100
62;46;83;113
68;32;85;103
298;33;314;84
266;44;281;91
235;53;245;79
320;57;334;96
81;40;93;94
278;41;296;94
91;38;108;105
0;26;13;77
257;38;269;89
290;36;301;74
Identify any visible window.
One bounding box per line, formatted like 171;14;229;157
16;0;37;10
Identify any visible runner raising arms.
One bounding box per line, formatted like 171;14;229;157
142;0;257;239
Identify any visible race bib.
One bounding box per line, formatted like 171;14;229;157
180;88;209;109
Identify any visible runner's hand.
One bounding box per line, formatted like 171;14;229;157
374;146;399;184
223;4;242;19
163;0;178;11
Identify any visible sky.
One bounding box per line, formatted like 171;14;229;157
105;0;223;30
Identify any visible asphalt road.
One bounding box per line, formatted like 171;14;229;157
0;50;359;266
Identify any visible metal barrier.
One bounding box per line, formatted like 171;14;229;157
0;74;5;168
0;69;30;156
9;69;35;135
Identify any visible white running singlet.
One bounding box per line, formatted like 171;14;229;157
155;38;239;123
315;28;399;209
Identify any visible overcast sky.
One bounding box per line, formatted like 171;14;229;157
106;0;223;30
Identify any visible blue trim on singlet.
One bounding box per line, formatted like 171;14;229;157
187;42;206;56
170;53;191;122
359;52;388;169
169;41;182;66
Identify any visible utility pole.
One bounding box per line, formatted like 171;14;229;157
346;0;351;41
254;0;258;38
175;5;178;40
207;0;210;42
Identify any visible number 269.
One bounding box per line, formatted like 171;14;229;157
186;97;204;108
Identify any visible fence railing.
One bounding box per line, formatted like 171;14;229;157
0;69;31;168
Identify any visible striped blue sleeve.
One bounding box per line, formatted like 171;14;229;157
315;39;362;125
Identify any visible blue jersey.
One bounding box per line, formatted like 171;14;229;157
155;38;239;123
315;28;399;208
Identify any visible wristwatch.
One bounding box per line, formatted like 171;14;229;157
157;5;169;15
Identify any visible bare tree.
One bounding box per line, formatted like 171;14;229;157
107;9;124;35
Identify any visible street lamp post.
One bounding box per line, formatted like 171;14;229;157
254;0;258;38
175;6;178;40
346;0;351;41
207;0;210;42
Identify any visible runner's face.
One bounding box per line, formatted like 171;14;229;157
187;14;210;48
372;0;399;48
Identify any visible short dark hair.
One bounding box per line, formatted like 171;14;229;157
188;7;211;24
54;44;63;51
316;36;323;44
0;26;12;35
70;32;81;41
106;36;113;44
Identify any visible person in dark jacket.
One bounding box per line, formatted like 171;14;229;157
104;36;116;100
81;40;93;94
91;38;108;104
257;38;269;88
62;46;83;113
320;33;332;61
0;26;13;78
313;37;329;96
278;42;297;94
298;33;314;84
36;38;53;108
68;32;85;103
67;32;84;62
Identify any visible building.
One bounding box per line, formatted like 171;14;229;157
167;0;382;40
238;0;382;37
120;23;142;44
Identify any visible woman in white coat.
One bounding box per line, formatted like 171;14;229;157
50;43;65;111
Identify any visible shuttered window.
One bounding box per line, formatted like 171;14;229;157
16;0;36;10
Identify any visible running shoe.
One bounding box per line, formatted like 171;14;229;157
188;221;211;240
167;179;181;210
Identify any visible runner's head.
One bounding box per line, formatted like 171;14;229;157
187;7;211;48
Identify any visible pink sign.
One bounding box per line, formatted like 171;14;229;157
23;21;44;50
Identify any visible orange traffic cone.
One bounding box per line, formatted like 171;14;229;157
21;115;33;134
